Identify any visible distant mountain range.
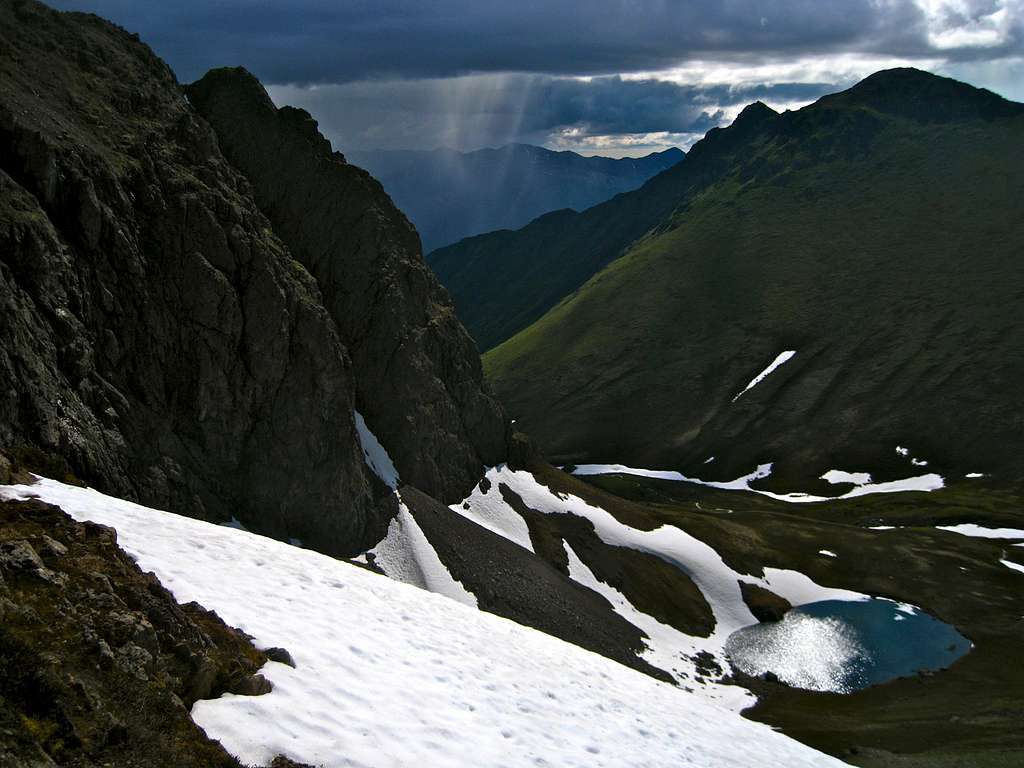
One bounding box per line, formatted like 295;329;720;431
437;69;1024;489
347;144;683;252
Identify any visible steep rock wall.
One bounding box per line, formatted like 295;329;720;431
0;1;386;553
186;68;508;504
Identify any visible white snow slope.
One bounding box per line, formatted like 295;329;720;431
1;477;846;768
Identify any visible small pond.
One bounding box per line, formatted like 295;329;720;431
725;598;971;693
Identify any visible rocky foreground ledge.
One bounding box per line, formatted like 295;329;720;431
0;487;308;767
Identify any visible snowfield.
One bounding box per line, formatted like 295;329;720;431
1;476;848;768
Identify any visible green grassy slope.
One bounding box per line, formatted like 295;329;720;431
428;103;776;351
484;70;1024;489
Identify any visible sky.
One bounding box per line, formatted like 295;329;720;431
51;0;1024;157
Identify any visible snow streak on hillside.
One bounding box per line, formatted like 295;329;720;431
732;350;796;401
570;462;945;503
0;477;846;768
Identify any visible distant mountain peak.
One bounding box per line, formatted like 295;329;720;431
192;66;276;112
822;67;1023;122
349;143;683;252
734;100;779;126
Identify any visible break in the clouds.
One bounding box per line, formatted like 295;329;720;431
52;0;1024;155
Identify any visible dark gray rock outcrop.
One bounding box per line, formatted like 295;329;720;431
186;68;508;504
0;2;507;552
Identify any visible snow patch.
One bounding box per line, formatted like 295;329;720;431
836;474;945;499
1;477;846;768
965;472;985;478
450;477;535;553
936;524;1024;540
560;542;751;706
890;600;919;616
369;494;477;607
572;462;773;492
1001;559;1024;575
760;567;866;606
819;550;838;558
353;410;399;489
732;350;796;401
820;470;872;486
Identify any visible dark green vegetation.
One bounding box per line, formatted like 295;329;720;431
429;101;783;351
428;145;703;352
349;144;682;252
0;0;507;557
543;464;1024;767
0;496;280;767
476;70;1024;490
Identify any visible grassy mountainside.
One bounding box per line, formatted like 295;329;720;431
430;106;773;351
483;69;1024;489
349;144;682;252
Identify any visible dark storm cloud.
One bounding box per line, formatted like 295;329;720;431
268;74;836;153
47;0;1024;154
48;0;1020;85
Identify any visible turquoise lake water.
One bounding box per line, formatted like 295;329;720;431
725;598;972;693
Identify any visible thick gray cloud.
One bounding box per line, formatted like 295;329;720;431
49;0;1024;154
49;0;1021;84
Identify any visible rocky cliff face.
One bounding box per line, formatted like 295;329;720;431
186;68;508;503
0;1;505;554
